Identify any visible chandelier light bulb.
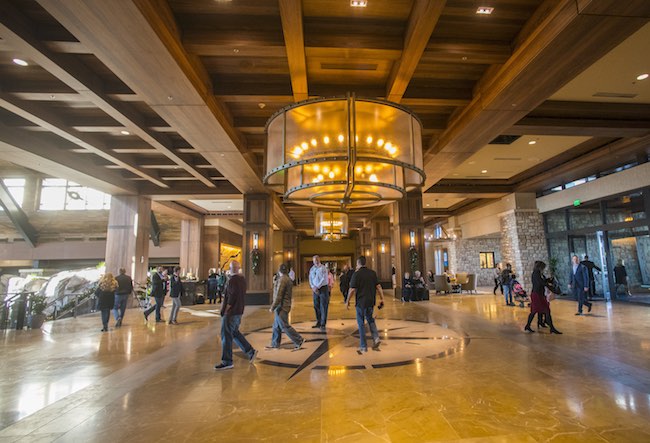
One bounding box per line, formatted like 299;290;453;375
377;139;384;147
366;136;373;144
323;136;330;144
338;134;345;143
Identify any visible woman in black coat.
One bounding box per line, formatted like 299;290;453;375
95;273;118;332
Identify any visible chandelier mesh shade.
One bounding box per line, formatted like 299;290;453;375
314;211;348;239
264;95;425;208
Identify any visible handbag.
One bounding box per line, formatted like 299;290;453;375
545;287;556;302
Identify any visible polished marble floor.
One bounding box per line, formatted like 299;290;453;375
2;285;650;442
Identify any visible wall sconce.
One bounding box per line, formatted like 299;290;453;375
365;248;370;257
253;232;259;249
380;243;386;253
287;251;292;259
409;230;416;247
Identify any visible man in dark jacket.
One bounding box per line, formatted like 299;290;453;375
346;256;385;353
215;261;258;370
266;264;304;350
339;264;354;302
580;255;601;300
144;266;167;323
168;266;184;325
113;267;133;327
569;255;592;315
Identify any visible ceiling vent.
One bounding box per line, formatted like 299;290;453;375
320;62;378;71
489;135;521;145
493;157;521;161
593;92;638;98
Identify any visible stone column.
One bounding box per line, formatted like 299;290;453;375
179;217;203;278
370;216;392;288
243;194;273;304
499;209;548;279
105;195;150;286
393;191;425;298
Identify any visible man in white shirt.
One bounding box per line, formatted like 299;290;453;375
288;267;296;285
309;255;330;330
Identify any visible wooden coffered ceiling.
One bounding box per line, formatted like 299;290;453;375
1;0;649;234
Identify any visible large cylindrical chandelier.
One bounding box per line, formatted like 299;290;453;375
264;95;425;209
315;210;348;240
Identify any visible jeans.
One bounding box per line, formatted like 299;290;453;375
220;314;255;365
144;296;164;321
355;306;379;350
312;286;330;327
503;285;512;305
169;296;181;323
100;308;111;329
574;286;592;313
271;310;303;347
113;293;129;321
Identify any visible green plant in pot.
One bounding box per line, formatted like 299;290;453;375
29;294;48;329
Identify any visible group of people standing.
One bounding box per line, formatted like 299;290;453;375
142;266;184;325
401;270;428;302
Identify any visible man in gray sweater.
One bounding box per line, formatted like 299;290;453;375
266;264;305;350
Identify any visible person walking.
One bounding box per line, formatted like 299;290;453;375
524;261;562;334
493;264;503;295
113;267;132;327
402;272;413;302
266;264;304;350
339;264;354;303
216;269;226;303
95;273;118;332
346;256;385;353
309;255;330;330
501;263;515;306
207;269;218;304
580;255;602;300
214;261;257;370
569;255;592;315
144;266;167;323
614;259;631;296
288;267;296;285
168;266;184;325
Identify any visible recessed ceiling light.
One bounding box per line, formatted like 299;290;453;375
351;0;367;7
481;170;488;174
426;204;430;207
528;140;537;145
120;130;130;135
13;58;28;66
233;48;240;53
468;161;476;165
227;206;232;209
476;6;494;15
258;102;266;109
637;73;649;81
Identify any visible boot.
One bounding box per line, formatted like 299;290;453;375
524;313;535;333
538;313;548;328
547;314;562;334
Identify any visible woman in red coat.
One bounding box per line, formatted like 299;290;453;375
524;261;562;334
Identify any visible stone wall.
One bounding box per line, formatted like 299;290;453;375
500;210;548;282
454;237;501;286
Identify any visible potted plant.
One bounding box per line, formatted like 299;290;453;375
29;294;48;329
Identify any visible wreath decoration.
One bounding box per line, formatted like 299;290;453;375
408;246;419;274
251;248;262;275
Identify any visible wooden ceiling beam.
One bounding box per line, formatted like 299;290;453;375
37;0;266;195
386;0;446;103
426;182;514;195
0;122;138;195
279;0;308;102
423;0;650;191
0;2;216;188
510;117;650;137
272;194;295;231
0;93;169;188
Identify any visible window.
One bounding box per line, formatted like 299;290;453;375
2;178;26;207
39;179;111;210
480;252;496;269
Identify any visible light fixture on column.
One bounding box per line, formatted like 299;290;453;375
365;248;371;257
409;230;416;247
264;94;425;209
380;242;386;253
252;232;259;249
287;251;292;260
315;211;349;240
251;232;261;275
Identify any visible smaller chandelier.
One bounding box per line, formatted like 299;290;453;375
264;94;425;208
315;211;348;240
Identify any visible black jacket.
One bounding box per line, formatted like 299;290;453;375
170;275;184;298
150;272;166;298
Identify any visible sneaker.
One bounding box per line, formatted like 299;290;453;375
143;312;149;322
372;339;381;350
116;317;122;327
265;345;279;350
214;363;234;371
311;323;321;328
294;338;305;350
357;347;368;354
575;312;583;316
249;349;258;364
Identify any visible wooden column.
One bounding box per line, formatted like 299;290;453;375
393;191;425;298
283;230;300;282
180;217;203;278
201;225;219;278
371;216;392;288
105;195;150;287
243;194;273;305
358;227;371;263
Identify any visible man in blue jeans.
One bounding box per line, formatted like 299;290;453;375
215;261;257;370
265;264;304;350
309;255;330;330
569;255;592;315
113;267;132;327
346;256;385;353
144;266;167;322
